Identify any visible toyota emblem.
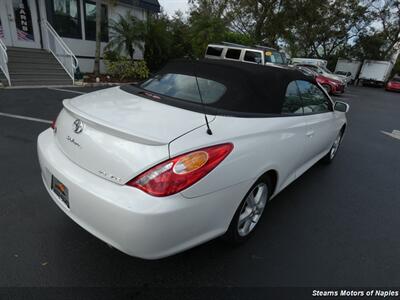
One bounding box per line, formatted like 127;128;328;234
73;119;84;134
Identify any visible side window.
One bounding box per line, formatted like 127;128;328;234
296;80;332;114
206;46;223;57
225;48;241;60
272;51;284;64
282;81;303;115
244;51;262;64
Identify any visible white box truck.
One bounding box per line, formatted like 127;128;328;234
358;60;394;86
335;59;362;81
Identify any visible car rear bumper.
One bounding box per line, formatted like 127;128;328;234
385;85;400;92
333;84;345;94
37;129;248;259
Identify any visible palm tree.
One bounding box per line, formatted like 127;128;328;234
106;13;146;60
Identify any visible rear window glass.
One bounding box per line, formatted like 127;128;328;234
244;51;262;64
301;65;322;74
206;46;223;57
225;48;241;60
140;73;226;104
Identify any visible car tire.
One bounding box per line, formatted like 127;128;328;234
322;84;332;94
223;176;272;244
322;129;344;164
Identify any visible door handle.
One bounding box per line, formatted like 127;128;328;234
306;130;314;137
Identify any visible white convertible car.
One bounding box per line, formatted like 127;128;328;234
37;59;349;259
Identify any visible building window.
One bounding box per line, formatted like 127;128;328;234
51;0;82;39
0;14;4;38
84;0;108;42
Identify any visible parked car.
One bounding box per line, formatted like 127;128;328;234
334;71;352;85
37;59;349;259
296;63;346;84
205;43;287;65
385;76;400;92
297;66;345;94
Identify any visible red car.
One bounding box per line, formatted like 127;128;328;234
385;77;400;92
296;66;345;95
316;75;345;95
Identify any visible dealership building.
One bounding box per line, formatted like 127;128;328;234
0;0;160;86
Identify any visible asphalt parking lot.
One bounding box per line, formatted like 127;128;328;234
0;85;400;289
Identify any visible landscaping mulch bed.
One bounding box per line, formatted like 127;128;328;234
82;73;138;83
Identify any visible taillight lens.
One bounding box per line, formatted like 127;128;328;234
51;112;61;131
127;143;234;197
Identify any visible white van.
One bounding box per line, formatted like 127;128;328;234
292;58;328;67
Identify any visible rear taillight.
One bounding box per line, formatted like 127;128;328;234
51;112;61;130
127;143;234;197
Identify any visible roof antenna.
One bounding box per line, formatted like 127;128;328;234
194;69;213;135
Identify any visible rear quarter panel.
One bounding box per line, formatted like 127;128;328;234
170;115;309;202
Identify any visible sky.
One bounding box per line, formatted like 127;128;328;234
158;0;190;16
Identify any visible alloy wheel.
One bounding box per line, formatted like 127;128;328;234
330;133;342;159
237;183;268;237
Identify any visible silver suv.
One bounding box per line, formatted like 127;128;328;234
205;43;287;66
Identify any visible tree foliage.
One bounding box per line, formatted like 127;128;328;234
284;0;369;58
144;13;173;70
106;0;400;72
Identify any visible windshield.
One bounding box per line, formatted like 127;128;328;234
391;77;400;82
140;73;227;104
320;66;333;74
297;67;317;77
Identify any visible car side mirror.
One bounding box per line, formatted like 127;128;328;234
334;101;349;113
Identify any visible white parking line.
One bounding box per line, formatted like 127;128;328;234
48;87;86;95
382;130;400;141
0;112;52;124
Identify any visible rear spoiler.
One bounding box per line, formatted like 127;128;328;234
63;99;167;146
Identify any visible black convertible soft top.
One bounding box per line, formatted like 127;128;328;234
122;58;315;117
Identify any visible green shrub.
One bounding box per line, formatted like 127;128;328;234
103;50;122;62
105;59;149;80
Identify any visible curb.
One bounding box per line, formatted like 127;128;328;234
78;81;138;87
0;82;138;89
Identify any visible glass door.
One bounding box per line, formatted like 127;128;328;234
0;1;13;46
6;0;41;48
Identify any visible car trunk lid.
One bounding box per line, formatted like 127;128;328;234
54;87;212;184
